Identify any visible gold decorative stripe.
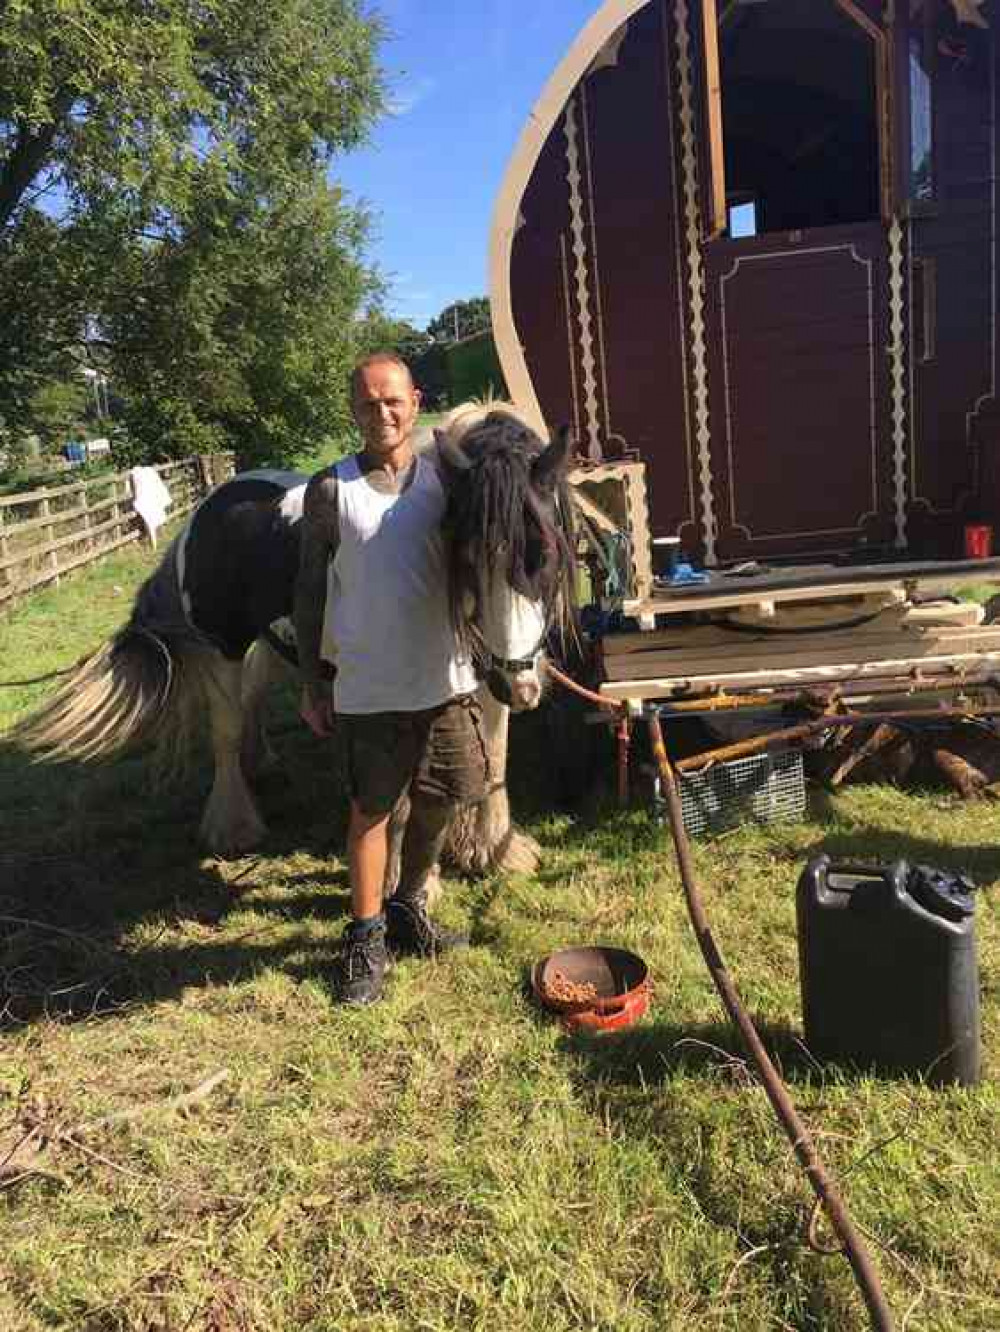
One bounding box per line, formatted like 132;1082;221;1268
888;217;908;549
674;0;717;562
564;98;603;461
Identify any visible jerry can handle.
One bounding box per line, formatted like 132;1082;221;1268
811;858;910;889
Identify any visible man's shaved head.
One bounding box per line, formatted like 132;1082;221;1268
351;352;413;397
351;353;421;465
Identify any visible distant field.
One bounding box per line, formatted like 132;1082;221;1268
0;539;997;1331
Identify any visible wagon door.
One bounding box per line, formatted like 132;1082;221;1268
694;0;899;563
902;1;994;555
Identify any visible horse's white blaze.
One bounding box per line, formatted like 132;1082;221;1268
480;580;546;661
479;576;546;710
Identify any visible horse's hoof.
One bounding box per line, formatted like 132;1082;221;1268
200;808;268;857
493;829;541;875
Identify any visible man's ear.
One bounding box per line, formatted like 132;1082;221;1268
531;425;573;492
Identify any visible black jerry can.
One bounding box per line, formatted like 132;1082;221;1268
796;856;980;1086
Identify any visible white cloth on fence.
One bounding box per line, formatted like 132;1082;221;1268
129;466;172;546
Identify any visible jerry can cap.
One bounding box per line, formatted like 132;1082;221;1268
906;864;976;922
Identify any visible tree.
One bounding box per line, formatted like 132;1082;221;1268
426;297;491;344
0;1;385;462
104;181;376;465
355;309;432;366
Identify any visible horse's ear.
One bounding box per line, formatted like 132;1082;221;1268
435;428;472;475
531;425;573;492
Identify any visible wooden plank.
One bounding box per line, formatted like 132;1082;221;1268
0;506;8;596
624;572;1000;619
572;489;620;535
0;455;230;512
0;458;227;609
0;492;202;608
701;0;727;238
605;621;1000;669
607;607;903;654
0;452;230;610
0;529;143;604
625;582;912;618
0;511;140;574
603;627;1000;683
2;490;119;539
600;652;1000;703
605;597;985;656
0;479;92;509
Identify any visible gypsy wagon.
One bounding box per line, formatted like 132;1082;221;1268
491;0;1000;724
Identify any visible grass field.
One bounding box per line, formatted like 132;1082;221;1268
0;537;997;1331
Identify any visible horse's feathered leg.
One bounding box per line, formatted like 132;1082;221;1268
240;637;289;780
391;793;451;909
198;651;268;855
443;685;541;876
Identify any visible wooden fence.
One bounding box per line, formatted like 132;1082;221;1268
0;454;235;610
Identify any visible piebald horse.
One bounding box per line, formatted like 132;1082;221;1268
15;403;575;879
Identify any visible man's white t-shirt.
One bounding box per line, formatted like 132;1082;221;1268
321;453;477;714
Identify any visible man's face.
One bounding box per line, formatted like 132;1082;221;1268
352;362;421;459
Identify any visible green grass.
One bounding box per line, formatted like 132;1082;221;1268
0;545;998;1331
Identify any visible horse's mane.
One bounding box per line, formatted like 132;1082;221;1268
437;398;576;652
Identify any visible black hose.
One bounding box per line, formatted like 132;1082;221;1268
648;713;895;1331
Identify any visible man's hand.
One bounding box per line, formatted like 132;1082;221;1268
300;684;334;738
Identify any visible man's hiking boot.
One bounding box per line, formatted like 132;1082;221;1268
335;919;389;1006
386;896;469;958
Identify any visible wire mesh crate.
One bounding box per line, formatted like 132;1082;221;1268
676;748;806;837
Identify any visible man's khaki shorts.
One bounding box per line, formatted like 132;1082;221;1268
338;694;490;817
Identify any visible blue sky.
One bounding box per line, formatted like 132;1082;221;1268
336;0;600;329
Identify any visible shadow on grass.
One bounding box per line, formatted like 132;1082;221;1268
800;784;1000;883
559;1015;830;1089
0;708;355;1030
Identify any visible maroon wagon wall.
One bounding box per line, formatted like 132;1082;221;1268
492;0;1000;564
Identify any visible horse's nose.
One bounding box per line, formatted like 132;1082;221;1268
510;674;541;711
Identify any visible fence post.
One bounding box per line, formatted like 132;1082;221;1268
40;496;60;587
0;506;8;599
79;485;91;551
115;476;128;544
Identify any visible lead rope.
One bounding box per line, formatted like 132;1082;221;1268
542;660;895;1330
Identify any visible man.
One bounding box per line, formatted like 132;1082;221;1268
294;353;487;1006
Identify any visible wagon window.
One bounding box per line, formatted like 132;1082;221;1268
728;198;759;237
909;1;936;202
708;0;884;236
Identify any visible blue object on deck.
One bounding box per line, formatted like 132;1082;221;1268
664;561;710;586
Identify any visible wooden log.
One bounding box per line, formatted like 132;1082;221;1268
675;705;1000;774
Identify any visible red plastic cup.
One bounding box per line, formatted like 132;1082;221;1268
964;524;993;559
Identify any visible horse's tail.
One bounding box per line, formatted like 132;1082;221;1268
13;556;207;777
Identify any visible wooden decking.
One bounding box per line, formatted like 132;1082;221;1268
601;559;1000;703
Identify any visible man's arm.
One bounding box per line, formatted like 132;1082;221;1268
293;471;339;727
